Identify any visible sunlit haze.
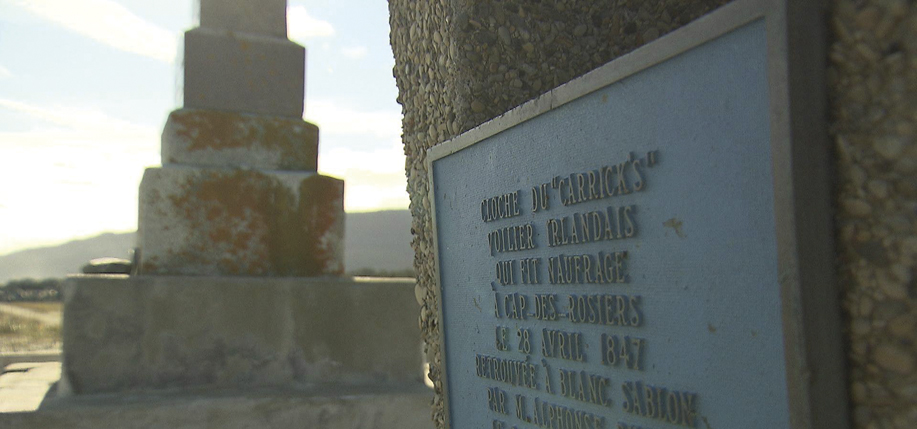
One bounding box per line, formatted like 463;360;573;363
0;0;408;256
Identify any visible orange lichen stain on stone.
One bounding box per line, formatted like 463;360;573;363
169;110;318;170
270;175;345;276
207;223;265;275
167;170;343;276
205;207;222;222
142;256;160;274
171;111;242;150
146;188;163;204
189;172;270;274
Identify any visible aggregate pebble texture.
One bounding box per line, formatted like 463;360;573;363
389;1;732;426
829;1;917;428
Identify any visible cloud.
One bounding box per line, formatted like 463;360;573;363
342;46;368;60
320;141;404;177
0;99;153;136
11;0;177;63
304;100;401;140
0;98;159;163
287;6;335;42
320;141;409;212
303;100;407;212
0;65;11;79
0;98;159;254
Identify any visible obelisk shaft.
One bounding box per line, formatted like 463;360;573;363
197;0;287;38
184;0;305;117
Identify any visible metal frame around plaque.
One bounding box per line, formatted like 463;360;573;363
426;0;847;427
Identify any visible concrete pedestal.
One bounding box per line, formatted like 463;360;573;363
61;276;422;395
1;386;433;429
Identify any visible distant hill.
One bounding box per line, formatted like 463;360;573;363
0;232;135;283
0;210;414;283
344;210;415;275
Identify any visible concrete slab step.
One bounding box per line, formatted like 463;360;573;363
0;384;434;429
0;362;60;413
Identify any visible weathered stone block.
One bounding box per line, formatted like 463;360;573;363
138;166;343;276
198;0;287;38
60;276;423;395
182;28;305;117
162;108;319;171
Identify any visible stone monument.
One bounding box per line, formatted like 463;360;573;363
0;2;432;428
138;0;342;277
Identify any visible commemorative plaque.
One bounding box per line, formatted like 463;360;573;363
427;1;846;429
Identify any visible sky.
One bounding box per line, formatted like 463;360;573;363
0;0;408;255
